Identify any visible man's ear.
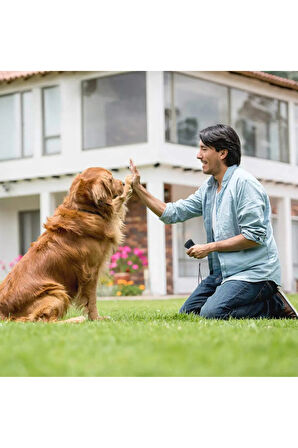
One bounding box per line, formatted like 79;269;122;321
220;149;228;160
91;179;113;205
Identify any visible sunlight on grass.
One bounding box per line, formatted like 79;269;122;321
0;295;297;376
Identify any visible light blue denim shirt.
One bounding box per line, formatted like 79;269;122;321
160;165;281;285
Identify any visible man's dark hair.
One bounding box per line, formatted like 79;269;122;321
199;124;241;166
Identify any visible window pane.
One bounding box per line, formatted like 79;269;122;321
231;89;289;162
165;73;229;146
164;72;172;142
45;137;60;154
19;210;40;255
292;220;298;281
177;218;208;278
82;72;147;149
22;91;34;157
43;86;61;137
0;94;20;160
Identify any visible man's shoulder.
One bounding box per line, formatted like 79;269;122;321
232;167;266;199
233;166;261;186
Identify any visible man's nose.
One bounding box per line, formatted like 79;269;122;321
197;151;202;159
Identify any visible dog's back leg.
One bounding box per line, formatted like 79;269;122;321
13;287;71;322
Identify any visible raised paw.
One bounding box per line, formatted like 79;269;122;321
124;175;133;186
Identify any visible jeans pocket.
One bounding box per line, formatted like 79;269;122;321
254;281;276;303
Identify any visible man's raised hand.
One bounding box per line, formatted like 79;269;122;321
129;159;141;189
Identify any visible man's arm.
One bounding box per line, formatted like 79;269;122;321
187;234;259;259
129;159;166;217
129;159;203;223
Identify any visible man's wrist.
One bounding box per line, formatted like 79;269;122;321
132;183;143;193
207;242;217;253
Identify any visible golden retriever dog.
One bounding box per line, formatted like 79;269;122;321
0;167;133;323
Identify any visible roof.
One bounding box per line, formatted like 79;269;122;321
230;71;298;92
0;71;50;83
0;70;298;91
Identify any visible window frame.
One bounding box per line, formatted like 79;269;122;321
0;90;33;162
42;85;61;156
81;71;148;151
18;209;40;256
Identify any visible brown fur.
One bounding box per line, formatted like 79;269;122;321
0;167;133;322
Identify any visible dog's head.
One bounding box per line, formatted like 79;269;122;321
67;167;124;209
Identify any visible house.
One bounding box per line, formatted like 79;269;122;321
0;71;298;294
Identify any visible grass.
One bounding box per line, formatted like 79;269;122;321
0;295;297;376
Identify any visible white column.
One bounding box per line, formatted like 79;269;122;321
277;196;294;292
39;192;56;233
146;179;167;295
146;71;165;160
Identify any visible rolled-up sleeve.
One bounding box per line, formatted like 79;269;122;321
160;188;203;224
237;180;267;244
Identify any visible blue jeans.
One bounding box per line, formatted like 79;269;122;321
179;274;283;319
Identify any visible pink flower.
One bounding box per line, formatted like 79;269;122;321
142;260;148;266
121;253;128;259
122;246;131;253
110;270;115;275
132;264;139;270
109;262;117;268
133;248;140;255
9;262;14;268
127;261;133;265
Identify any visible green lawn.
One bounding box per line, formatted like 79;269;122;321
0;295;297;376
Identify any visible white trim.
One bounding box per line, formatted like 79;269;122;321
277;197;294;291
146;177;167;295
39;191;56;233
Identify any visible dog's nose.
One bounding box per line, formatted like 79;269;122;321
122;182;125;186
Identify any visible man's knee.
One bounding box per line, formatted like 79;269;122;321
200;302;225;319
179;304;199;315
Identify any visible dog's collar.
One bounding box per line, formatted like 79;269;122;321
78;208;105;219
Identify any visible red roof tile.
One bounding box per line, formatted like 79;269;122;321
230;71;298;92
0;71;50;83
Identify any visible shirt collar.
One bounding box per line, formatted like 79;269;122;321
207;164;238;187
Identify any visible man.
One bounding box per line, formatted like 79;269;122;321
129;124;297;319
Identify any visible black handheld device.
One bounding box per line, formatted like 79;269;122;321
184;239;195;249
184;239;202;284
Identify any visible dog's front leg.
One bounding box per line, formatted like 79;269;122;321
112;175;133;213
80;279;110;321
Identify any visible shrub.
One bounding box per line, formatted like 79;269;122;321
109;246;148;275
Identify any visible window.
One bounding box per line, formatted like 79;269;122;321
82;72;147;149
0;91;33;161
43;86;61;154
231;89;289;162
164;72;290;163
295;104;298;165
176;218;209;278
292;200;298;284
164;72;229;146
19;210;40;255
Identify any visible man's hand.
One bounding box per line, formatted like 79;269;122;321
186;243;213;259
129;159;141;189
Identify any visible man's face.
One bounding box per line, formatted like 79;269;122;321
196;140;225;175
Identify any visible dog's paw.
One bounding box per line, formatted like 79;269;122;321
96;315;111;321
124;175;133;186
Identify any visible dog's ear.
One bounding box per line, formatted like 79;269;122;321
91;178;113;206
